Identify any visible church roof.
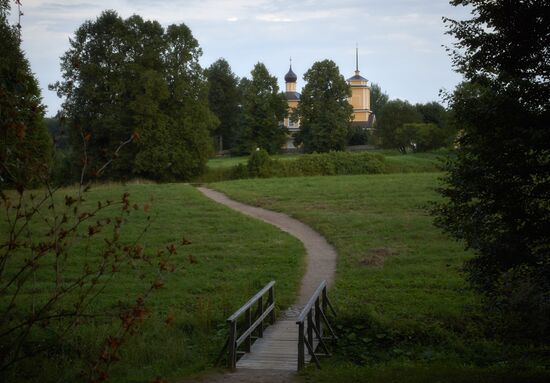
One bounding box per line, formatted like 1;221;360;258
284;66;297;83
285;91;301;100
347;74;368;81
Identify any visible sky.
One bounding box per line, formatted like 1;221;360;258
10;0;471;116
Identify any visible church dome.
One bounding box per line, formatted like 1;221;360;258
284;66;297;83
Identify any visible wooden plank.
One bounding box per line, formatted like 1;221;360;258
235;318;320;371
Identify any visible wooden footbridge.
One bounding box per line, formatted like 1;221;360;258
222;280;337;371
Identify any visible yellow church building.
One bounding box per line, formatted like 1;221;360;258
283;50;374;148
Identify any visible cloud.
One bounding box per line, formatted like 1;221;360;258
256;14;294;23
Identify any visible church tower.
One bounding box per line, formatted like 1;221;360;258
283;59;301;148
347;47;374;128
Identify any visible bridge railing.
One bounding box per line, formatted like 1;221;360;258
296;280;337;370
226;281;276;370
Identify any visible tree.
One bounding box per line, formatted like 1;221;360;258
0;3;185;380
370;82;389;117
293;60;353;153
235;63;287;154
53;11;216;182
414;101;455;150
0;0;52;187
206;58;241;151
415;102;448;130
434;0;550;339
395;123;446;152
374;99;422;152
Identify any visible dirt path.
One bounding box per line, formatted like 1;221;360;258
187;187;338;383
197;187;337;305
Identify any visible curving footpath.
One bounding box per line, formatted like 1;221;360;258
191;187;338;383
197;187;337;306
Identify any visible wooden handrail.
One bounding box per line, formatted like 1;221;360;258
226;281;276;370
297;281;327;322
296;280;337;371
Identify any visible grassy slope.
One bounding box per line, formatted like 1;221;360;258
210;173;549;382
1;183;305;382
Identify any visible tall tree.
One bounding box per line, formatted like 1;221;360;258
0;0;52;187
413;101;455;150
374;99;422;152
206;58;241;151
370;82;389;117
236;63;287;154
293;60;353;153
415;102;448;130
53;11;215;181
434;0;550;339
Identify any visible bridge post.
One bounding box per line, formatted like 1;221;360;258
298;321;305;370
315;296;322;339
258;296;264;338
269;284;275;324
307;311;314;355
245;307;252;352
228;320;237;370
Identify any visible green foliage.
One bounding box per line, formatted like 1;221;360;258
0;2;52;187
375;100;453;153
215;151;386;180
282;151;386;176
247;148;273;177
53;11;216;182
206;58;241;151
415;102;449;131
374;99;422;151
234;63;288;155
294;60;353;153
45;117;68;149
347;124;370;145
396;123;449;153
370;82;389;117
434;0;550;341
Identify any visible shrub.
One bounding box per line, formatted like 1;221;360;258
281;151;386;177
193;151;387;183
247;149;273;178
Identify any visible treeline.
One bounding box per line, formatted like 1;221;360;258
4;7;457;188
353;83;455;154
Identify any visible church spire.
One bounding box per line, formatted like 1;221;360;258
355;44;360;75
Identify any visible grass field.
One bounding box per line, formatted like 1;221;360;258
210;173;550;382
1;184;305;382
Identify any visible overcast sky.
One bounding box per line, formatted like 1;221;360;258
11;0;471;116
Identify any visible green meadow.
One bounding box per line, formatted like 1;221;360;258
210;172;550;382
3;154;548;382
1;184;305;382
